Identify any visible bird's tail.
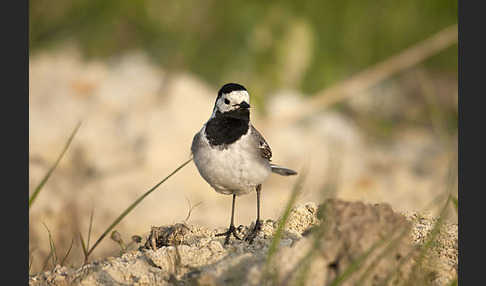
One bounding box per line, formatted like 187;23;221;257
270;164;298;176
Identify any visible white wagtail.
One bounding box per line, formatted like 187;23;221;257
191;83;297;245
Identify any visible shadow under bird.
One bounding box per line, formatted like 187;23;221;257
191;83;297;245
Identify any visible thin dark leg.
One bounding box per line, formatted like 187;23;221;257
246;184;263;244
215;194;242;245
256;185;261;222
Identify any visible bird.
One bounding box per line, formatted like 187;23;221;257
191;82;297;245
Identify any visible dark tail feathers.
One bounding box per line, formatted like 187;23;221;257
271;164;298;176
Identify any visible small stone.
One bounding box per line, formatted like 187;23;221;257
208;240;224;253
279;238;293;247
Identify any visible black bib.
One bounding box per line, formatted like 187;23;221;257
205;110;249;147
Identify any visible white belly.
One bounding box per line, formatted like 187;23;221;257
193;131;271;196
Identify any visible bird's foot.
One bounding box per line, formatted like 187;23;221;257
215;225;242;245
245;220;263;244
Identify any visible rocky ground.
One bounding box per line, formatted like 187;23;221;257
29;199;457;286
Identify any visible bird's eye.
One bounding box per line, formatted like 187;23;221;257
224;99;230;105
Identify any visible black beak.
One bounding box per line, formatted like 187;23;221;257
237;101;250;109
221;101;250;120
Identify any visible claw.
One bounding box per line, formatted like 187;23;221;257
245;220;262;244
215;225;242;245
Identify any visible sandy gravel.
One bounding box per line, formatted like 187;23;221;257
29;199;457;286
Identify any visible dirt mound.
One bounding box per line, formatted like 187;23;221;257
29;199;457;286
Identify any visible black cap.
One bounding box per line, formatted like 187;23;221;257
217;83;247;99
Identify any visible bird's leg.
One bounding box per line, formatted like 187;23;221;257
246;184;263;244
215;194;242;245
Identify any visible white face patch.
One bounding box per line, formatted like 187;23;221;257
214;90;250;114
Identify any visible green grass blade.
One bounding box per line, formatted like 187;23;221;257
79;232;88;264
378;248;416;286
87;208;94;250
29;252;35;275
402;195;451;286
289;203;333;286
41;250;53;272
42;223;58;267
86;157;193;257
292;224;328;286
292;151;342;286
328;234;389;286
377;194;453;286
60;238;75;266
450;195;458;214
356;225;411;284
29;121;82;208
262;167;307;284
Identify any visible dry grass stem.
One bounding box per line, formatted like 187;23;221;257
29;121;82;208
270;24;457;126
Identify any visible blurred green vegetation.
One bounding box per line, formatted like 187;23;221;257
30;0;457;97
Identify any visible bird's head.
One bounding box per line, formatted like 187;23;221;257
212;83;251;120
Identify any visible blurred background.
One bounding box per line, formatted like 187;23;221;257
29;0;457;274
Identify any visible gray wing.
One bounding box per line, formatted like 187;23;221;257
250;124;272;161
191;131;202;155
